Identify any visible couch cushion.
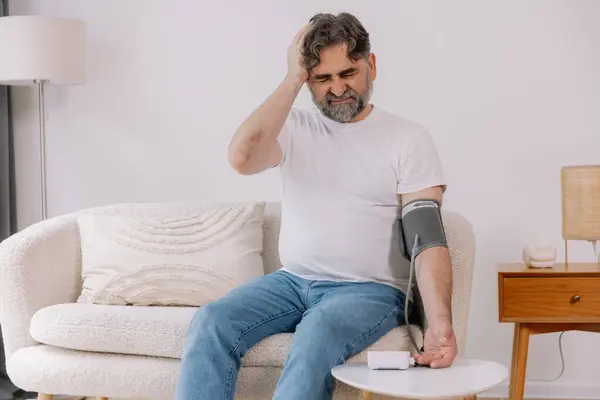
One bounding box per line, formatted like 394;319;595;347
30;303;424;367
76;202;266;307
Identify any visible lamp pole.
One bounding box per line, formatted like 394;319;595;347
36;79;48;219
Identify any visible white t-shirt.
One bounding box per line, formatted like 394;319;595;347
275;105;446;293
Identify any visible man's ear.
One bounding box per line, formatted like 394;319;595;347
368;53;377;81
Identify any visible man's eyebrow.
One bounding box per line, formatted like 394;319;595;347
312;68;359;80
338;67;359;75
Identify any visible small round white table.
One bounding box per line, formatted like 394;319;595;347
331;358;508;399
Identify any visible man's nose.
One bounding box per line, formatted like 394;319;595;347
330;80;347;97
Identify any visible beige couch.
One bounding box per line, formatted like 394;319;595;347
0;202;475;400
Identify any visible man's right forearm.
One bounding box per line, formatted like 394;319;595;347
228;75;304;174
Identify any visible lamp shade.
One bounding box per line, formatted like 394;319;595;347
561;165;600;241
0;15;87;85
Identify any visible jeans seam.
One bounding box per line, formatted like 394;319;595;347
224;358;235;400
335;295;406;364
228;308;301;356
303;282;312;308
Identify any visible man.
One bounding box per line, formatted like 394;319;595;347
175;12;456;400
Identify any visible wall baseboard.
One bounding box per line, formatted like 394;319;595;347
479;380;600;399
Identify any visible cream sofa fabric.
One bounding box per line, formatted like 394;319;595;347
29;302;423;365
76;203;266;306
0;202;476;399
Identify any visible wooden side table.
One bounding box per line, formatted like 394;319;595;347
498;262;600;400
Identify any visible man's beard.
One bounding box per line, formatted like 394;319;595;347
311;76;373;123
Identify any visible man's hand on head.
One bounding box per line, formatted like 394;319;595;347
286;22;312;86
228;22;314;176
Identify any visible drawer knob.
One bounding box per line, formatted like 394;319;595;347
571;295;581;303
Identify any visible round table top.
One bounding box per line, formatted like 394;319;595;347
331;358;508;399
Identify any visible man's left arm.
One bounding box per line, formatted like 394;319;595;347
399;186;453;325
398;186;457;368
393;123;457;368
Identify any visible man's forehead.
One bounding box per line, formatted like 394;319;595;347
310;65;360;78
311;55;362;76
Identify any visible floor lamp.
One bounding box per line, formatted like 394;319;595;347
0;15;87;220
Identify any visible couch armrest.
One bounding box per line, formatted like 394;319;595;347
0;215;81;358
443;210;476;356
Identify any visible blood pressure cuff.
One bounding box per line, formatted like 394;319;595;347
397;198;448;261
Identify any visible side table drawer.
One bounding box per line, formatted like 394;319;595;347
500;276;600;321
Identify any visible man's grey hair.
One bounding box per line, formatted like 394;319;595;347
301;12;371;70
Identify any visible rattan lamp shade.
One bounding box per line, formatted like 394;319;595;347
561;165;600;240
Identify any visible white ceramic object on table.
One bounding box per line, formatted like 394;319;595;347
522;241;557;268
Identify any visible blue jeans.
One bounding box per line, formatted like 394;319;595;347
174;270;409;400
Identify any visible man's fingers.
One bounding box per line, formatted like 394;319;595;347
430;350;455;369
294;22;313;45
296;29;311;51
431;359;451;368
413;353;427;363
414;352;442;366
293;23;309;39
430;359;449;368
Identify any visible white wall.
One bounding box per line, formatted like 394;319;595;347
9;0;600;398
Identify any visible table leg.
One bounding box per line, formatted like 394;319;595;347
509;323;530;400
362;391;373;400
508;323;519;396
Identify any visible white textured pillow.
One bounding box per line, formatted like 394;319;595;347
76;203;266;306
